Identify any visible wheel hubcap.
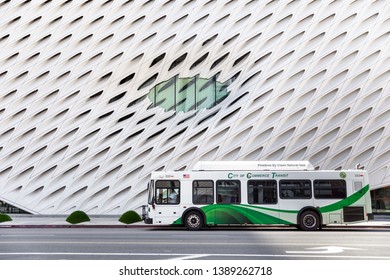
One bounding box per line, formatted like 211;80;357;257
303;214;316;228
187;214;200;228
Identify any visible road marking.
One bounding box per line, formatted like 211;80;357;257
171;235;228;238
0;235;55;237
168;254;212;260
286;246;365;254
0;252;389;259
0;240;390;248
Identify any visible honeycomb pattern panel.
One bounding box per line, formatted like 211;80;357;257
0;0;389;214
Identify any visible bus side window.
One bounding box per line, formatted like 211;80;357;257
216;180;241;204
193;180;214;205
314;180;346;199
248;180;277;204
279;180;311;199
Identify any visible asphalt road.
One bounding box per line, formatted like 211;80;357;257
1;227;390;260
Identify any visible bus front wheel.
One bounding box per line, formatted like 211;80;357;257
184;211;203;230
299;210;320;231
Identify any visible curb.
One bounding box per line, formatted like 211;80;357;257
1;224;389;229
324;224;390;229
0;224;155;229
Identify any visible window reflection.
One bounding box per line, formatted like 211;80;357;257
0;200;30;214
148;76;231;112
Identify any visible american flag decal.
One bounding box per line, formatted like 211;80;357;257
183;174;190;179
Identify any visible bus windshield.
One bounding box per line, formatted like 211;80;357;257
147;180;154;204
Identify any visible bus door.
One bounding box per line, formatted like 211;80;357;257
154;180;181;225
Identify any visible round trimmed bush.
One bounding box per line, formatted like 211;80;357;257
66;210;90;224
0;213;12;223
119;210;142;224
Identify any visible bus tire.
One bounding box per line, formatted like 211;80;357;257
184;211;203;230
299;210;320;231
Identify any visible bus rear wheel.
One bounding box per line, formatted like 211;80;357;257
184;211;203;230
299;210;320;231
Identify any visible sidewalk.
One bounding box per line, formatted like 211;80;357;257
326;214;390;229
1;214;390;228
0;214;147;228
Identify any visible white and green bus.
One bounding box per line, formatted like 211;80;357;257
143;161;372;230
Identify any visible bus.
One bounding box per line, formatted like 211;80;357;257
143;161;372;230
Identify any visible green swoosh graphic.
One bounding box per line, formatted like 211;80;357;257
176;204;292;225
173;184;369;225
318;184;369;213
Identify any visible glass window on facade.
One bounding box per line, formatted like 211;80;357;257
148;76;231;112
155;180;180;204
154;78;175;110
371;186;390;213
0;200;30;214
196;76;216;109
216;180;240;204
280;180;312;199
176;76;196;112
215;79;229;105
248;180;277;204
193;180;214;204
314;180;346;199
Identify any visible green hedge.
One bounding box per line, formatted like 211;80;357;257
119;210;142;224
0;213;12;223
66;210;90;224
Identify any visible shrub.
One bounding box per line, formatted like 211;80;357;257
119;210;142;224
66;210;90;224
0;213;12;223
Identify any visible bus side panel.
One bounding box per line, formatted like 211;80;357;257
342;178;370;223
200;180;280;226
153;205;183;225
317;206;343;225
243;204;282;225
315;198;344;225
196;204;245;225
201;204;282;225
278;199;314;225
316;177;370;224
278;212;298;225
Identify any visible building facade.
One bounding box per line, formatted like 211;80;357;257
1;0;389;214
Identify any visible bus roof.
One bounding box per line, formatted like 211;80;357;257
192;161;315;171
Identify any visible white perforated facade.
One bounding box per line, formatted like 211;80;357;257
1;0;389;214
